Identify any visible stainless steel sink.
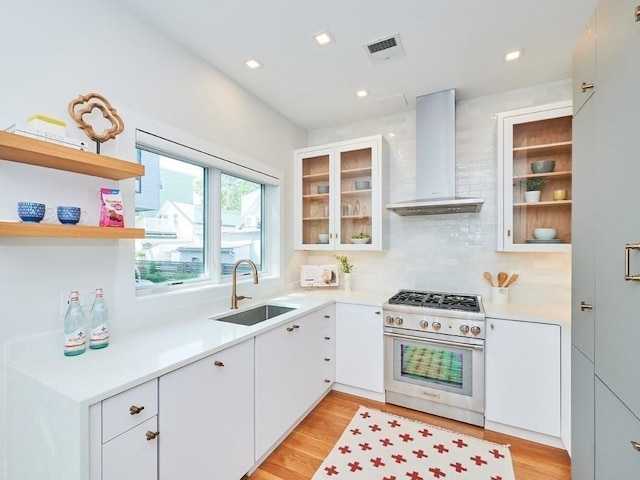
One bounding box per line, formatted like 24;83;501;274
211;305;296;326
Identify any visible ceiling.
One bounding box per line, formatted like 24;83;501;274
118;0;597;131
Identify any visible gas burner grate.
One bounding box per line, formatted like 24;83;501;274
388;290;481;313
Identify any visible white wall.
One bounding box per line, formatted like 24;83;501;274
306;80;572;304
0;0;306;475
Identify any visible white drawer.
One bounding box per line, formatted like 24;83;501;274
102;379;158;443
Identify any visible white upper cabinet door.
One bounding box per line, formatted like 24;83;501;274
572;13;597;116
294;135;389;251
497;102;573;253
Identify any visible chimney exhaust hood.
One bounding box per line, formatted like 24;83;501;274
386;89;484;216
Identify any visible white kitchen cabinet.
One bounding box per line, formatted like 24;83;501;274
294;135;389;250
102;417;158;480
496;102;572;252
91;379;159;480
572;345;595;480
335;303;384;397
485;318;561;442
572;13;597;116
255;305;335;460
158;338;254;480
595;378;640;477
572;2;640;477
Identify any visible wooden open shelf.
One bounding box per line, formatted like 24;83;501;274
514;200;572;208
0;131;144;180
513;171;572;181
0;222;145;239
513;140;572;156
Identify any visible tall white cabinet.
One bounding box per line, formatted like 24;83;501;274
571;1;640;478
294;135;389;250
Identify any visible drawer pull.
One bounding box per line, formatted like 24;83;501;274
324;315;331;319
581;81;595;92
375;311;381;315
324;379;331;383
214;360;224;367
324;357;331;362
129;405;145;415
580;301;593;311
632;440;640;451
146;431;160;441
287;324;301;332
324;336;331;340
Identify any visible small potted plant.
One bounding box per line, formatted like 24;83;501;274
525;177;548;203
334;254;354;292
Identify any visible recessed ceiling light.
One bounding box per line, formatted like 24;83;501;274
356;90;369;98
505;50;523;62
245;58;262;69
313;31;334;46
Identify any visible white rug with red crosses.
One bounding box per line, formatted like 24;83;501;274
312;406;515;480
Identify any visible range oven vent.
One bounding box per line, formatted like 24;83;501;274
363;34;404;64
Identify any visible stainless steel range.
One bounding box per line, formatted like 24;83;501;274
383;290;486;427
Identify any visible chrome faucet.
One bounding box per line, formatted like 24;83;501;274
231;259;259;309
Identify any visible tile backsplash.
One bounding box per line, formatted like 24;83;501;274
305;80;572;305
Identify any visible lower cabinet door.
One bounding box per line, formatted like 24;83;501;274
159;339;255;480
571;345;595;480
595;379;640;478
102;416;158;480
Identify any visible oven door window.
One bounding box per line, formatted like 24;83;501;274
392;337;473;397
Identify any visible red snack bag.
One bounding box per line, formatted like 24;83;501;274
99;188;124;227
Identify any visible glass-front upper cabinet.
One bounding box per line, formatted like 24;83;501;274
294;135;389;251
497;102;572;252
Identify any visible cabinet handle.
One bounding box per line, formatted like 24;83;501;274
581;81;595;92
129;405;145;415
490;323;495;330
145;431;159;441
324;379;331;383
324;357;331;362
324;336;331;340
631;440;640;451
214;360;224;367
324;315;331;318
635;5;640;22
375;311;381;315
624;244;640;281
580;301;594;311
286;324;300;332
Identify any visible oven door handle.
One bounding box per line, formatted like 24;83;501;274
384;332;484;352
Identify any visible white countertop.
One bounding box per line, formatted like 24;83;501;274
485;301;571;329
7;293;334;406
7;288;569;407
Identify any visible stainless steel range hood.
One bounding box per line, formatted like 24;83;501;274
386;89;484;216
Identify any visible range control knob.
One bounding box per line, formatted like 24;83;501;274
431;321;441;331
395;316;403;326
459;325;470;334
385;315;395;325
471;326;481;336
419;320;428;329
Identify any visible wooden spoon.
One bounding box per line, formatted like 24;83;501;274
483;272;494;287
504;273;520;288
497;271;508;287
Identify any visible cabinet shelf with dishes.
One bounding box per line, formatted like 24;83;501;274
0;131;145;239
294;135;389;250
497;102;573;252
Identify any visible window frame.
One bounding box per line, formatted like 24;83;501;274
134;129;281;294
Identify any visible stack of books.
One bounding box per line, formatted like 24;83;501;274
4;124;89;151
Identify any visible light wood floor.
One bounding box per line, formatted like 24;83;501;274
245;390;570;480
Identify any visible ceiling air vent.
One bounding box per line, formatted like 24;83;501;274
363;34;405;64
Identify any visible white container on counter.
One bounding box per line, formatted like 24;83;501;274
491;287;509;304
